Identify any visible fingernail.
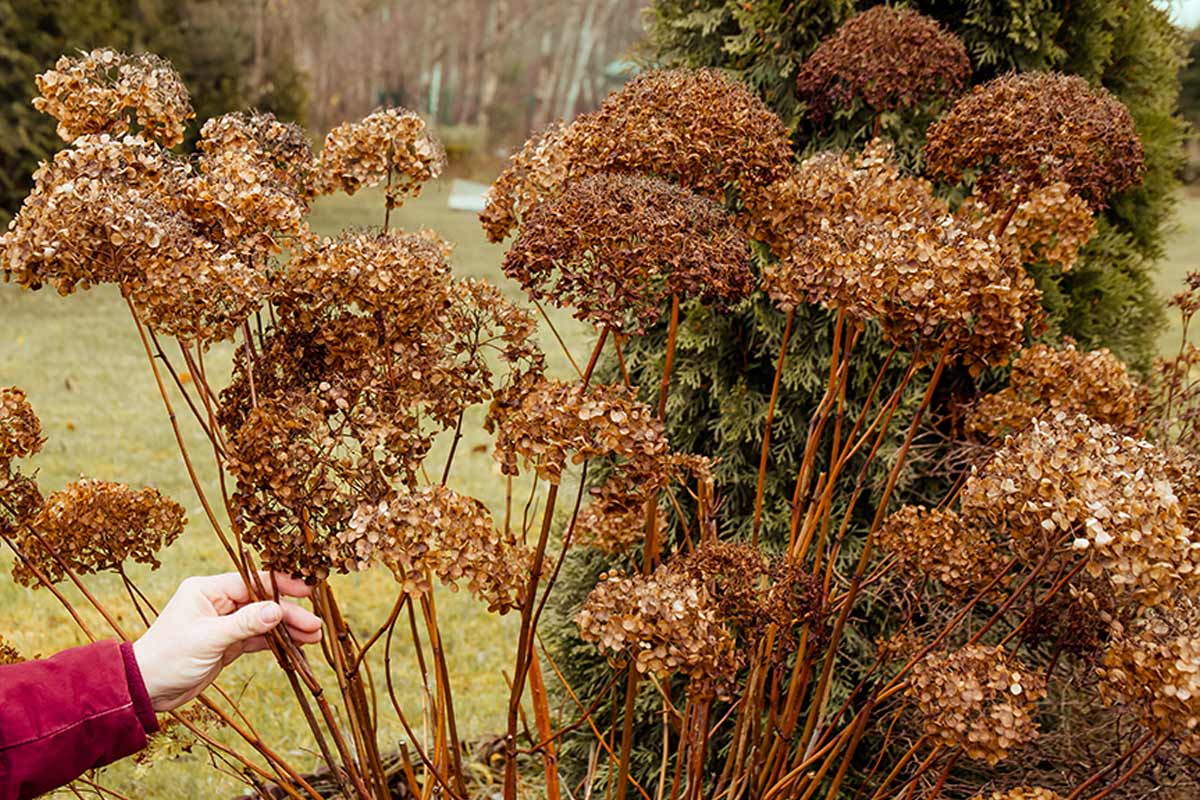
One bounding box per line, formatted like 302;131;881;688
261;603;282;625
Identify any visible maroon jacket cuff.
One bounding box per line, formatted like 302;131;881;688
120;641;160;735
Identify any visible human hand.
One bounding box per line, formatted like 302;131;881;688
133;572;323;712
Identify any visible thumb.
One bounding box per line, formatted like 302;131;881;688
216;601;284;646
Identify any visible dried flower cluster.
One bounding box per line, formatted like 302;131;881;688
11;479;185;586
33;49;193;146
486;379;669;484
221;230;544;580
576;563;735;692
0;387;44;462
337;486;533;613
965;342;1139;438
0;636;23;666
503;172;754;333
924;72;1145;209
796;6;969;125
960;413;1200;606
908;645;1045;764
877;505;1002;593
746;142;1042;368
1002;182;1095;270
1099;599;1200;754
970;790;1063;800
315;107;446;208
481;68;792;241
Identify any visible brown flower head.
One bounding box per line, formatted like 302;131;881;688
0;387;45;462
486;379;670;484
341;486;534;614
0;636;23;666
878;505;1003;594
1;134;192;294
481;67;792;241
747;142;1043;369
924;72;1145;209
908;644;1045;764
965;342;1139;439
960;413;1200;607
1099;598;1200;755
962;182;1096;271
11;479;184;586
576;562;736;694
503;172;754;333
970;790;1063;800
315;108;446;207
189;111;316;246
33;49;193;146
796;6;970;126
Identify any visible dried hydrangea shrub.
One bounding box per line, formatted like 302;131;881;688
189;111;316;246
134;706;225;769
33;49;193;146
574;476;666;555
877;505;1003;594
503;172;754;333
0;636;24;665
796;6;969;126
481;67;792;241
908;644;1046;764
960;413;1200;607
965;342;1139;439
970;182;1097;271
746;142;1043;369
576;563;736;694
315;107;446;208
1;134;192;294
343;486;534;613
970;789;1063;800
1099;598;1200;755
924;72;1145;210
0;387;45;461
11;479;185;586
486;379;671;483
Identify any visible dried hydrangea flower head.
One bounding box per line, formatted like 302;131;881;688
924;72;1145;210
962;182;1096;271
33;49;193;146
0;636;23;666
1099;598;1200;755
970;789;1063;800
315;107;446;208
481;67;792;241
965;342;1138;439
908;644;1046;765
342;486;534;613
576;562;736;694
877;505;1003;594
11;479;185;586
189;111;316;247
0;387;45;462
503;172;754;333
961;413;1200;607
746;142;1043;369
1;134;192;294
796;6;969;126
486;379;670;484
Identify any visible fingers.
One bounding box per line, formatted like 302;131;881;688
215;600;286;647
190;571;312;606
280;599;322;635
237;621;322;655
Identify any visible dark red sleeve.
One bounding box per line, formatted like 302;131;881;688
0;639;159;799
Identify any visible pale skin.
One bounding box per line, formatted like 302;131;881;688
133;571;323;712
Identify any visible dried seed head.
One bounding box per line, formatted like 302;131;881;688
11;479;185;587
0;387;45;461
1098;598;1200;755
924;72;1145;209
33;49;193;146
961;413;1200;607
0;636;23;666
486;379;670;484
970;789;1063;800
962;182;1096;271
503;172;754;333
746;141;1043;369
315;108;446;207
796;6;969;125
347;486;535;614
908;644;1045;764
878;505;1004;594
481;67;791;241
965;342;1139;439
576;562;736;694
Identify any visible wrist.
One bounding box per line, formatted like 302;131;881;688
122;640;162;730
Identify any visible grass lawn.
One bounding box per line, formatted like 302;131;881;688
0;181;590;797
1157;190;1200;353
4;182;1200;796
